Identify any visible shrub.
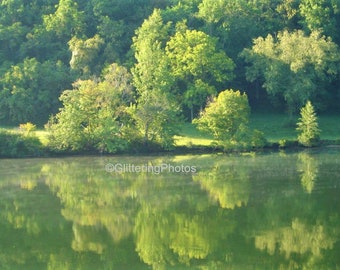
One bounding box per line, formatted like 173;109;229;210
19;122;37;136
193;90;250;141
0;129;43;157
193;89;266;151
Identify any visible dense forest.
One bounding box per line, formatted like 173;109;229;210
0;0;339;152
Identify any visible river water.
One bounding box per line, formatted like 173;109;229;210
0;148;339;269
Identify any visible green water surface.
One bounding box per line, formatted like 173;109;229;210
0;149;340;269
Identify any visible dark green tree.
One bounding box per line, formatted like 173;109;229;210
0;58;72;125
299;0;340;43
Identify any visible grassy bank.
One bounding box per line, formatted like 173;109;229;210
1;113;340;157
175;113;340;148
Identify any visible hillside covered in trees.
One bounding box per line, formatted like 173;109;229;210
1;0;339;153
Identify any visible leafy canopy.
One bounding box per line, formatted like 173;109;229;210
242;30;340;115
166;27;235;116
48;63;133;153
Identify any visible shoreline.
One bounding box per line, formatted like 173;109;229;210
2;139;340;159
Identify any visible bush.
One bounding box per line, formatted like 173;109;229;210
193;90;250;140
193;89;266;151
0;129;43;157
19;122;36;136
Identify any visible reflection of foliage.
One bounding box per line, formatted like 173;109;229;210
134;203;234;268
72;224;106;254
0;153;340;269
255;218;336;259
297;152;319;193
43;159;137;251
193;162;250;209
132;158;235;267
134;205;176;270
169;213;222;263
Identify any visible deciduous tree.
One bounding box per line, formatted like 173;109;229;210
241;30;340;116
166;28;235;119
48;63;133;153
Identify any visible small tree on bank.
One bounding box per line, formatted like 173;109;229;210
296;101;321;147
193;89;265;150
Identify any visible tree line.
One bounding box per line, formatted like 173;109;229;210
0;0;339;152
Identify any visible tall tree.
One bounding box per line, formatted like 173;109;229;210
166;27;235;119
132;9;173;95
241;30;340;116
131;9;181;149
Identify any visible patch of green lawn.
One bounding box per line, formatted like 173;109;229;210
0;126;50;146
34;130;49;146
249;113;298;142
176;113;340;148
174;123;214;147
317;114;340;140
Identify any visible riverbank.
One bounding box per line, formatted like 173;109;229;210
1;113;340;158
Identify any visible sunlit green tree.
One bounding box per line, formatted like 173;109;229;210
131;9;181;149
68;34;104;77
296;101;321;147
242;30;340;116
128;90;181;150
43;0;84;39
48;63;133;153
166;27;235;119
193;89;265;150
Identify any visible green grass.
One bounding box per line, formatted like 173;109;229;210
34;130;49;146
174;123;214;147
175;113;340;147
0;126;50;146
249;113;298;142
1;113;339;151
318;114;340;140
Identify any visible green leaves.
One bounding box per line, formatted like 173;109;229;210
242;29;340;115
296;101;321;147
48;63;133;153
193;89;266;150
193;90;250;141
165;28;235;116
128;90;181;150
166;29;234;83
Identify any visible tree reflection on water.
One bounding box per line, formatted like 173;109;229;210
0;151;339;269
